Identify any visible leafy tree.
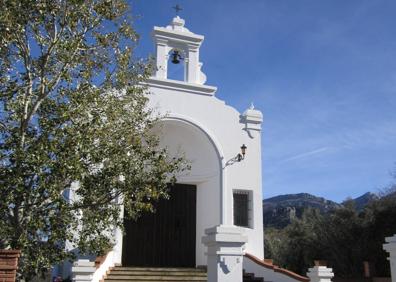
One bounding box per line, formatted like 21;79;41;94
362;190;396;277
0;0;187;279
265;194;396;277
319;202;366;277
265;208;325;275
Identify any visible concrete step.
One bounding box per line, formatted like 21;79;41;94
105;277;206;281
105;280;206;282
106;274;206;279
111;267;204;272
243;271;265;282
108;271;206;276
104;267;207;282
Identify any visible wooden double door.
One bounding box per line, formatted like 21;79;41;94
122;184;197;267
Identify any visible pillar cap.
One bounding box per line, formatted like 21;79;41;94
307;266;335;279
153;16;204;44
202;225;248;245
383;234;396;252
385;234;396;243
243;103;263;124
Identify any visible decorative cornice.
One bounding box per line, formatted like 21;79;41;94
152;27;203;47
145;77;217;96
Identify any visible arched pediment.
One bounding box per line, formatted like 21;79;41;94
154;116;223;183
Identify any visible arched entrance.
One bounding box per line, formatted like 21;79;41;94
122;183;196;267
121;118;222;267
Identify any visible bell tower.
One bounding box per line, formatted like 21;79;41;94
152;16;208;85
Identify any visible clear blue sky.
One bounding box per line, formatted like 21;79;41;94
131;0;396;202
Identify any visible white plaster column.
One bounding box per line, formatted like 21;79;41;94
307;263;334;282
202;225;247;282
71;259;96;282
187;48;199;83
154;41;168;79
111;195;124;265
383;234;396;282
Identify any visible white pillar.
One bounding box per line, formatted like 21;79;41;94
71;259;96;282
307;264;334;282
187;48;199;83
383;234;396;282
154;42;168;79
202;225;247;282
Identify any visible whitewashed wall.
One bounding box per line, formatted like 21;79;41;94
143;77;264;264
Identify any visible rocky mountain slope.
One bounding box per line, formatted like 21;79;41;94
346;192;379;210
263;192;377;229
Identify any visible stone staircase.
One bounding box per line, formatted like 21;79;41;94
103;266;265;282
103;267;207;281
243;271;265;282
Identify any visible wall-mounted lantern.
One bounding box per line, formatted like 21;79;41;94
237;144;247;162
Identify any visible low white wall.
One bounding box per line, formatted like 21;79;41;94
92;251;116;282
243;254;310;282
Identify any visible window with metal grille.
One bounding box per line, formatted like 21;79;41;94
233;191;250;228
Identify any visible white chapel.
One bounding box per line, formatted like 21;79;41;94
70;16;311;282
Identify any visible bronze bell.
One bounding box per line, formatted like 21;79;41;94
171;50;181;64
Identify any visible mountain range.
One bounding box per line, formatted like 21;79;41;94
262;192;378;229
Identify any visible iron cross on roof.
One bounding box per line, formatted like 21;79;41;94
173;4;182;15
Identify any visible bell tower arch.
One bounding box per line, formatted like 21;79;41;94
152;16;207;84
